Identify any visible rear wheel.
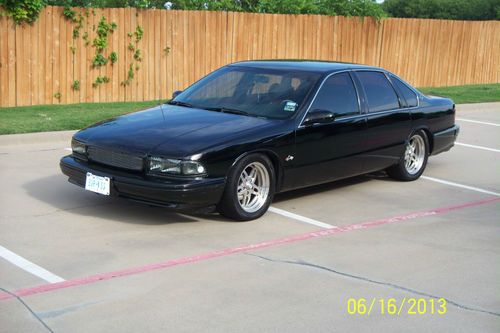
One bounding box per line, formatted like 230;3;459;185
217;154;275;221
386;130;429;181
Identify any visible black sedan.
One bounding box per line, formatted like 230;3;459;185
60;60;459;220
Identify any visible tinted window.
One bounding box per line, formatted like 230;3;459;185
356;71;400;112
309;73;359;117
390;75;418;107
174;66;321;119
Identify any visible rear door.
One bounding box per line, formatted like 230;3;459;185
352;71;412;173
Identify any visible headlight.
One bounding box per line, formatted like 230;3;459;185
71;139;86;155
148;157;206;176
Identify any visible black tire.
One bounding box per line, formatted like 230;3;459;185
386;130;429;181
217;154;275;221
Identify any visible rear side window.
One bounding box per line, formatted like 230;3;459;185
309;72;359;117
390;75;418;107
356;71;400;112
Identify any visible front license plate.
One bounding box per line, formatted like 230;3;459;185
85;172;110;195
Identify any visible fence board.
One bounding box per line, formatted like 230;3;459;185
143;10;150;98
32;11;40;105
0;17;8;107
84;9;93;102
1;6;499;107
123;8;131;101
171;10;180;93
17;22;27;105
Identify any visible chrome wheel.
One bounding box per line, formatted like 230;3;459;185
237;162;270;213
404;134;426;175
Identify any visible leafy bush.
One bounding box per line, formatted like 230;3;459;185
133;49;142;61
109;51;118;64
92;53;108;67
62;5;77;21
92;36;108;51
121;63;135;86
0;0;46;24
92;75;110;88
71;80;80;90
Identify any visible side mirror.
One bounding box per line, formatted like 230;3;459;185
302;109;335;126
172;90;182;98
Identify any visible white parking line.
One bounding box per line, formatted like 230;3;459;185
0;246;65;283
422;176;500;197
269;206;336;229
64;144;333;229
457;118;500;127
455;142;500;153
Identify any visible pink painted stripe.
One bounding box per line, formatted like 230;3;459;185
1;196;499;301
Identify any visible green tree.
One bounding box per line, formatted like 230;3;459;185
43;0;386;19
169;0;386;18
319;0;387;17
383;0;500;20
256;0;319;14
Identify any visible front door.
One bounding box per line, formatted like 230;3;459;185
289;72;367;190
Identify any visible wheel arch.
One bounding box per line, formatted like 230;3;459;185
230;149;284;193
411;126;433;154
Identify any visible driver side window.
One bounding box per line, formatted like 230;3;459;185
309;72;360;117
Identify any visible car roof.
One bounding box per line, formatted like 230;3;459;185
228;60;380;73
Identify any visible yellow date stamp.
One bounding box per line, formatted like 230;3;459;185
347;298;447;315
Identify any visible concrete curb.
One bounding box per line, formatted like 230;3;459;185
0;130;76;146
455;102;500;112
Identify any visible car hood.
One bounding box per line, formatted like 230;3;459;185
74;104;277;157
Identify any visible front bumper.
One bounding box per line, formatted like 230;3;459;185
60;155;226;211
432;124;460;155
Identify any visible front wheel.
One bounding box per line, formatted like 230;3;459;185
217;154;275;221
386;130;429;181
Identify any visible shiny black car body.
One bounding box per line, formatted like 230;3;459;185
60;61;459;220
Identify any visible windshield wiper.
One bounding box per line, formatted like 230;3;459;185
168;102;252;117
203;107;250;117
167;100;194;108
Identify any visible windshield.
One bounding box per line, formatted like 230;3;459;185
171;66;321;119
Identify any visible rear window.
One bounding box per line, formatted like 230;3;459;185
356;71;400;112
390;75;418;107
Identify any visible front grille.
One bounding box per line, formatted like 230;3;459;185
87;146;144;171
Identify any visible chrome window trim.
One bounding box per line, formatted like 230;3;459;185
331;105;419;122
363;105;420;117
298;69;422;129
353;69;405;113
387;73;420;108
298;70;361;128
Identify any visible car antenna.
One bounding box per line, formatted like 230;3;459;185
159;100;166;122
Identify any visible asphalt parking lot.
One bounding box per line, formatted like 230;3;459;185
0;102;499;332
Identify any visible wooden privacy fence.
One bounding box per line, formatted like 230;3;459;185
0;6;499;107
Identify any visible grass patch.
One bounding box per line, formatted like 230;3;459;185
1;83;499;135
418;83;500;104
0;100;165;135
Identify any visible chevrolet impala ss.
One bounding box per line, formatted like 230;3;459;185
60;61;459;220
